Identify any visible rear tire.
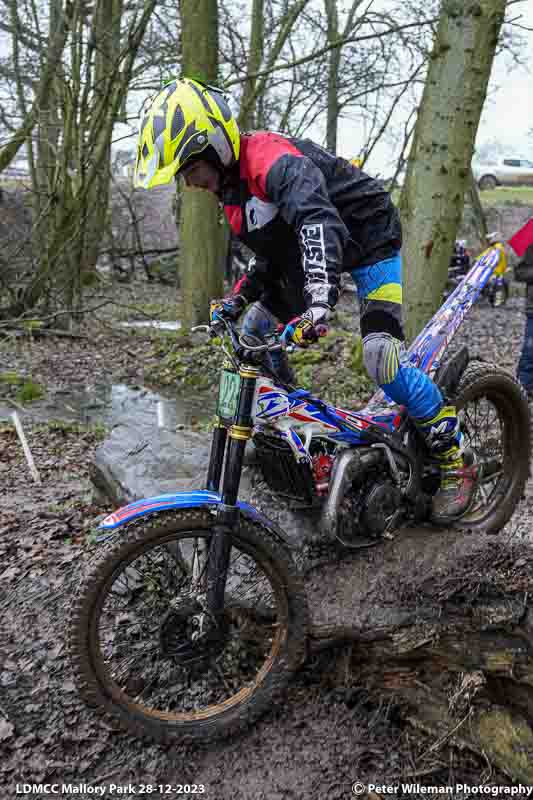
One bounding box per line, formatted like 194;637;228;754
453;362;530;533
69;509;308;742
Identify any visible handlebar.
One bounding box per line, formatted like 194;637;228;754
191;316;287;356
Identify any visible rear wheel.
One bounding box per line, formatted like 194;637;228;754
453;362;530;533
69;509;308;742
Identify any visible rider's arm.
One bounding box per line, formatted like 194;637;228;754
247;136;350;314
231;255;268;303
266;156;349;313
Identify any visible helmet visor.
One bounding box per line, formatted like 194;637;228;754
133;150;159;189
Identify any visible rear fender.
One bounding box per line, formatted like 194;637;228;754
97;490;289;548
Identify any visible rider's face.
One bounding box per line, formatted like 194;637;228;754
181;161;221;194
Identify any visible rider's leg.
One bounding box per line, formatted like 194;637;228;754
241;301;295;384
352;252;474;521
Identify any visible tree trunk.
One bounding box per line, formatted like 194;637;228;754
238;0;264;131
179;0;223;329
81;0;124;284
324;0;340;154
305;529;533;783
467;167;488;245
400;0;506;341
0;1;70;175
10;0;156;321
28;0;64;318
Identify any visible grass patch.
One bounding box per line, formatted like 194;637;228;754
479;186;533;207
15;379;45;404
392;185;533;208
1;371;47;405
191;414;220;433
145;320;374;412
41;419;107;440
0;371;24;386
145;334;222;391
22;320;44;333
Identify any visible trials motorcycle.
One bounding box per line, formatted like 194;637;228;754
446;254;509;308
69;245;530;743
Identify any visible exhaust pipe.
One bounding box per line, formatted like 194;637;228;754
320;448;382;539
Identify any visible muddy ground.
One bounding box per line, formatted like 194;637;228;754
0;276;530;798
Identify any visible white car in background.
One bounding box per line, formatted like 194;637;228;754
473;158;533;190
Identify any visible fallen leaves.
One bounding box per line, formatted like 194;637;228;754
0;719;15;741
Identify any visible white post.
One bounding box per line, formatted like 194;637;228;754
11;411;42;484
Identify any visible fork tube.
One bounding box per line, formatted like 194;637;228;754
205;421;227;492
207;365;258;617
221;365;258;506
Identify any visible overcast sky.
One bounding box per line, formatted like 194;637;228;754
477;3;533;155
1;1;531;175
338;0;533;174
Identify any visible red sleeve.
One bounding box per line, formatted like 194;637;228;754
224;205;243;235
240;133;302;200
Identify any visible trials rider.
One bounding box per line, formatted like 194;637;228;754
133;77;475;522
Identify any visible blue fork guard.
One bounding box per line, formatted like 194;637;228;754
97;490;288;546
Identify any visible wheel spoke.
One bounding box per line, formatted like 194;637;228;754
91;530;286;720
458;388;510;523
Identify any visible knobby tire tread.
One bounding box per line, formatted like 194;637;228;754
453;360;530;533
68;508;309;743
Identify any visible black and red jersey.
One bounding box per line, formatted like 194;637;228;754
221;132;402;313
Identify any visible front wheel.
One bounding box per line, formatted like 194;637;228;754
453;362;530;533
69;509;308;742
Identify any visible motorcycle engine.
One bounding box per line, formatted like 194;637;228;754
338;475;402;547
360;480;402;534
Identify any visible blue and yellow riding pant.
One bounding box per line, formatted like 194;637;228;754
351;251;443;421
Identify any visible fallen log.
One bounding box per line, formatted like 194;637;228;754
90;420;533;780
305;528;533;782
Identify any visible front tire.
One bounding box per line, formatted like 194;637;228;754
453;362;530;533
69;509;308;742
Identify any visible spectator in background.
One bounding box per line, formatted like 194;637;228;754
450;239;471;276
484;231;507;277
515;243;533;397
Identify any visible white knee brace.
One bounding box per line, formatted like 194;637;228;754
362;332;403;385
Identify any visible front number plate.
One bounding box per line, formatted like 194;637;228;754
217;369;241;421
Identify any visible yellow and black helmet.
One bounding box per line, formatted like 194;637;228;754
133;77;240;189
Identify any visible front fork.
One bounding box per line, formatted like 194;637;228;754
205;365;259;621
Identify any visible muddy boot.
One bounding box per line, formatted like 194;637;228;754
431;446;476;523
416;405;475;524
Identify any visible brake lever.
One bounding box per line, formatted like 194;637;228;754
192;322;225;341
237;336;270;353
240;332;290;354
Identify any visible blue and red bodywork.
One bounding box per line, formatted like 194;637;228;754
99;491;276;534
99;248;499;533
